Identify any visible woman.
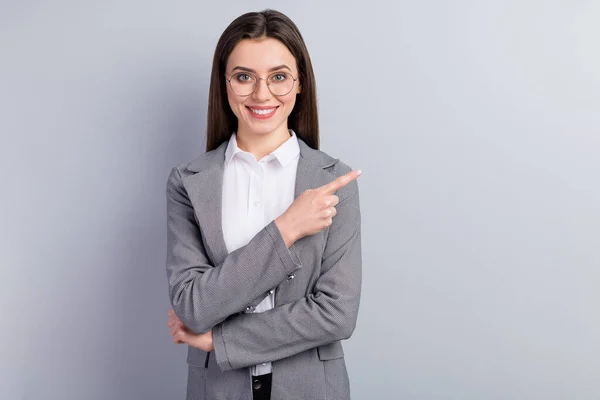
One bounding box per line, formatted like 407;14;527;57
166;9;362;400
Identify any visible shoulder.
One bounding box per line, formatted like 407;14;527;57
167;141;228;183
298;138;354;177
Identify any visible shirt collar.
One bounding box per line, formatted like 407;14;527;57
224;129;300;167
224;133;243;166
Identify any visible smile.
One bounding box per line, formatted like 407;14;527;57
246;106;279;119
248;107;277;114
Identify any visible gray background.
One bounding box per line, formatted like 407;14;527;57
1;0;599;399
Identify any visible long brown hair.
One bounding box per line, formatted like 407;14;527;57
205;9;319;152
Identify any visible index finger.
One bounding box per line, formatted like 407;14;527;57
319;169;362;194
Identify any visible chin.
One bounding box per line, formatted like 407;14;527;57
243;120;286;136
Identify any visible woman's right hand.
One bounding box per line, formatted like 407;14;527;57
275;169;362;247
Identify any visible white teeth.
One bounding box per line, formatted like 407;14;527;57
249;107;276;115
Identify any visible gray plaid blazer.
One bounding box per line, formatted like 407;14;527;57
166;137;362;400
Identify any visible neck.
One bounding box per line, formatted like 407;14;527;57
236;124;291;160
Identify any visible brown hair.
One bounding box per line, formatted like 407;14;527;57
205;9;319;152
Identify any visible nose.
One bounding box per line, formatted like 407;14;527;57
252;78;271;102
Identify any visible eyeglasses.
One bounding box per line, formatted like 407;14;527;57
225;71;299;96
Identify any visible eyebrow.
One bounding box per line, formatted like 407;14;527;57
231;64;292;73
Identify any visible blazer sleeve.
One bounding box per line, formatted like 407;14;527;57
166;166;303;334
211;174;362;372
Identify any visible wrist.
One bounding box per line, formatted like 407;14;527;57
275;215;297;248
207;330;214;352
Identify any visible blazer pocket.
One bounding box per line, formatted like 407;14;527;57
317;341;345;361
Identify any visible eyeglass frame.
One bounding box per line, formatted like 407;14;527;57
225;70;300;97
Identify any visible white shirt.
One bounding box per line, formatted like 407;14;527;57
221;129;300;376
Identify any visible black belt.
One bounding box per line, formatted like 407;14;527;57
252;373;272;400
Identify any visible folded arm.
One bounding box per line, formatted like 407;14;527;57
166;166;302;334
212;179;362;372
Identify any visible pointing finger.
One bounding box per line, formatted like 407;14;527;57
320;170;362;194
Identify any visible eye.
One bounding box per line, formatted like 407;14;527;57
234;73;253;82
270;73;288;82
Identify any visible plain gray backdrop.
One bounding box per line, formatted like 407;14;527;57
1;1;599;399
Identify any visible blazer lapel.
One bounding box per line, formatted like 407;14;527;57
180;137;339;268
181;141;230;267
291;139;339;256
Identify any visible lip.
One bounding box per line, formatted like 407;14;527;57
246;105;279;120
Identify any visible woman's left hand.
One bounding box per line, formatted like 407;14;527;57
167;309;214;352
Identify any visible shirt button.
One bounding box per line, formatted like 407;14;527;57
262;363;266;366
253;379;262;390
253;200;260;207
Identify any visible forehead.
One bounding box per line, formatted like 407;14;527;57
226;37;297;72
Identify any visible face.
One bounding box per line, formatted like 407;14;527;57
225;37;301;138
